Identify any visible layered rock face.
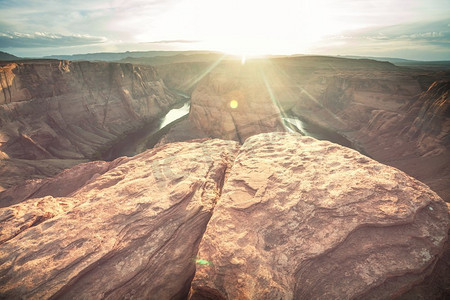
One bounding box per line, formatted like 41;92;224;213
354;81;450;201
156;61;224;93
1;133;448;299
275;57;423;131
0;60;178;189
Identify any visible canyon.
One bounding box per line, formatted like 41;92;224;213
0;55;449;299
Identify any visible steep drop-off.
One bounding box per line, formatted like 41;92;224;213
353;81;450;201
268;57;450;201
0;133;448;299
159;57;450;202
0;60;179;189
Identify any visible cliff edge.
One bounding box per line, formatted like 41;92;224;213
0;133;448;299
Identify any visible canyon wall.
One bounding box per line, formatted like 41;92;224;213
0;60;179;189
4;57;446;205
156;61;216;93
353;81;450;201
0;133;448;299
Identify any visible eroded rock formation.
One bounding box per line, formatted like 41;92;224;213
1;56;449;299
159;58;449;206
0;60;179;189
350;80;450;201
165;61;286;143
0;133;448;299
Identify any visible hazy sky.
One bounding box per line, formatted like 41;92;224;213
0;0;449;60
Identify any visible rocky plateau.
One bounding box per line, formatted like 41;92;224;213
0;133;448;299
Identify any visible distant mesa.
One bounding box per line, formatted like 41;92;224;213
0;51;20;61
43;50;220;62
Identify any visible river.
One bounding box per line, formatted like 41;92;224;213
282;112;368;156
101;101;365;161
283;117;353;148
101;100;190;161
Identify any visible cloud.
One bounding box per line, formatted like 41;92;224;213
1;0;449;59
0;32;107;48
0;0;176;43
311;19;450;60
359;20;450;43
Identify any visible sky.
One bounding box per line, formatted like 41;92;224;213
0;0;449;60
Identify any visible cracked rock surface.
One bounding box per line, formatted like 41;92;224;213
0;133;448;299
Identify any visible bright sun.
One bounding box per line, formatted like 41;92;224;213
152;0;342;56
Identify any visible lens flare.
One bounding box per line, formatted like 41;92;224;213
195;259;212;266
230;99;238;109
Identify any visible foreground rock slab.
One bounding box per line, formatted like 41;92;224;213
190;133;449;299
0;133;448;299
0;139;239;299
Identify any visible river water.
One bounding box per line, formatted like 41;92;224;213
101;100;190;161
282;113;368;156
283;116;353;148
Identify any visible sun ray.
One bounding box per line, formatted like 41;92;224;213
296;85;347;126
259;66;291;132
183;54;226;90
